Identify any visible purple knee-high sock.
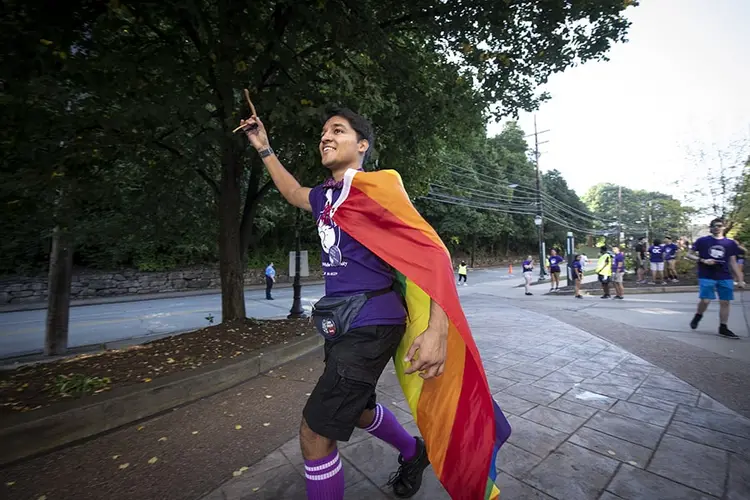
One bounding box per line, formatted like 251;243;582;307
304;448;344;500
364;403;417;461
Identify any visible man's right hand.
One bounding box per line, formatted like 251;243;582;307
240;116;270;151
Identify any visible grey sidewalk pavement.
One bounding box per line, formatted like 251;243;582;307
200;295;750;500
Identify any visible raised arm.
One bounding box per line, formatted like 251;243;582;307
241;116;312;212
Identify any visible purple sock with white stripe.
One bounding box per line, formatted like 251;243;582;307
304;448;344;500
364;403;417;461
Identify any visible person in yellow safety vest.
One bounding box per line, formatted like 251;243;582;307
457;261;468;286
596;245;613;299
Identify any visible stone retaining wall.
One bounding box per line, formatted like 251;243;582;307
0;267;323;305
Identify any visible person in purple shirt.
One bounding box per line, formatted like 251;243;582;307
611;246;625;299
547;249;564;292
648;239;666;285
663;236;679;283
240;108;441;498
687;218;745;339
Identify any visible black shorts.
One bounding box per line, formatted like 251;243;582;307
598;274;611;283
303;324;405;441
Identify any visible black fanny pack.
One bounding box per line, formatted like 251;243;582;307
312;287;393;342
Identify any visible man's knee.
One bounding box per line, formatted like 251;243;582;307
355;406;376;429
299;417;335;459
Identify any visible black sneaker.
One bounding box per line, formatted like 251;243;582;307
614;296;624;300
601;295;610;299
575;295;583;299
690;313;702;330
388;437;430;498
525;292;533;296
719;325;740;339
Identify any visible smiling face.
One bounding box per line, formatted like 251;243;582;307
319;116;369;171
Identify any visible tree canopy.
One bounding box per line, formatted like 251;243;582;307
1;0;639;323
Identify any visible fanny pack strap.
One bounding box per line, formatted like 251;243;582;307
364;287;394;299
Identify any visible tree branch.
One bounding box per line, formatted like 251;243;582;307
152;139;220;196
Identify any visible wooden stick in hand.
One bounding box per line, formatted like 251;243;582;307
234;88;259;133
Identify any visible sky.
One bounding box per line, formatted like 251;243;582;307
487;0;750;209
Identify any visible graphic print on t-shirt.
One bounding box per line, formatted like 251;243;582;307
317;189;344;274
708;244;727;262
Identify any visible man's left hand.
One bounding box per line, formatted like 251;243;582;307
404;327;447;379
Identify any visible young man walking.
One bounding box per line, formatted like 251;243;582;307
264;262;276;300
596;246;613;299
239;109;506;498
612;246;625;299
687;219;746;339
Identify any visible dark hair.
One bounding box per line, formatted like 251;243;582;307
600;245;608;253
653;239;661;245
324;107;375;162
710;218;724;227
664;236;671;240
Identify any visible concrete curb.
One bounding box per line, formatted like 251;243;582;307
547;285;699;296
0;334;323;466
0;280;326;313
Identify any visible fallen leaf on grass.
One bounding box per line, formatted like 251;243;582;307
148;457;158;465
158;437;167;442
252;487;260;492
264;395;272;399
166;358;175;364
239;466;249;472
235;425;242;430
137;426;145;431
232;471;242;477
112;455;120;460
192;431;199;435
5;481;15;486
143;378;152;383
119;463;130;470
263;422;270;427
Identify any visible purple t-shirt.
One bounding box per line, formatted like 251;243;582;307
572;261;582;275
548;255;564;270
309;185;406;329
691;236;739;281
648;245;664;263
612;253;625;272
663;243;678;260
522;260;533;272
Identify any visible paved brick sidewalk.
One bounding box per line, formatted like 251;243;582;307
202;295;750;500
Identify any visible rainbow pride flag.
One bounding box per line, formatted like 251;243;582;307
332;168;512;499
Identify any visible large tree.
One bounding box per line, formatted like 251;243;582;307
3;0;638;329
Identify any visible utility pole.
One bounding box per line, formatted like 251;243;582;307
617;185;622;245
529;115;550;281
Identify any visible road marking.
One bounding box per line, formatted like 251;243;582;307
628;308;683;315
618;298;679;303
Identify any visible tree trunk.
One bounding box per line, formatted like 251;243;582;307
218;148;246;322
45;225;74;356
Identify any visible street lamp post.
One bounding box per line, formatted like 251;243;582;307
288;209;305;319
534;215;546;281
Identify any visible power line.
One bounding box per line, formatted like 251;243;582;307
439;159;612;223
